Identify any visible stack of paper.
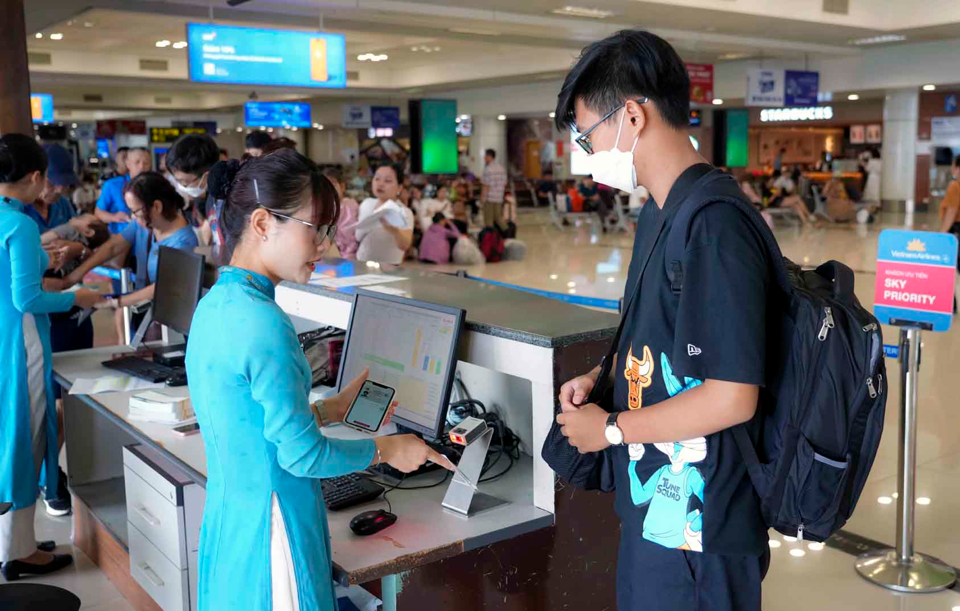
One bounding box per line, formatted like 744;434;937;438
128;391;194;424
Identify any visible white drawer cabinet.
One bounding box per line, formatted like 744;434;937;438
129;524;190;611
123;445;206;611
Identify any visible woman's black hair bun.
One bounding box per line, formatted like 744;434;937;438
207;159;241;200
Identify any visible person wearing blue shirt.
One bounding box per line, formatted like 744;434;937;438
186;150;449;611
94;147;152;234
0;134;103;581
55;171;199;344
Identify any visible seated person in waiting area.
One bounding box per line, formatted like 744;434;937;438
766;170;816;226
822;173;857;222
939;154;960;240
50;172;199;344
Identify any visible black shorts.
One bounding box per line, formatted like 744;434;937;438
616;534;770;611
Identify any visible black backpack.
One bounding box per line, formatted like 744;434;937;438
665;170;888;543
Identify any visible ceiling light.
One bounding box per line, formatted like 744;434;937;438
719;53;751;61
567;281;576;288
768;540;782;549
236;127;243;132
448;27;500;36
460;114;469;120
568;289;577;295
433;46;440;51
917;497;931;505
497;114;506;121
411;46;418;51
291;126;298;131
712;99;724;105
267;128;274;133
156;40;171;48
549;111;556;118
50;33;63;40
216;128;222;134
57;121;63;127
173;41;188;49
35;33;42;39
455;118;461;124
878;496;893;505
790;549;806;558
551;6;615;19
317;124;324;130
549;274;558;280
71;123;77;128
84;22;93;28
607;277;615;283
848;94;860;101
849;34;906;45
923;84;937;91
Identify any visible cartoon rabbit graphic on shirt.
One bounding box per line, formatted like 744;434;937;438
624;348;707;552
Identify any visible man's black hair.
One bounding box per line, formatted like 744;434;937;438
954;154;960;168
165;134;220;177
245;131;273;150
116;146;130;154
555;30;690;132
780;147;787;154
485;149;496;159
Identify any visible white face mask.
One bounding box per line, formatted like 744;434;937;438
171;173;206;200
585;109;639;193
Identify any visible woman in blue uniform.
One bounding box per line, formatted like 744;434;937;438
0;134;102;581
185;151;449;611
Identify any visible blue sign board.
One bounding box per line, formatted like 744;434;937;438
874;230;958;332
947;94;958;114
371;106;400;129
30;93;54;124
186;23;346;89
784;71;820;106
884;344;900;359
96;139;111;159
244;102;311;128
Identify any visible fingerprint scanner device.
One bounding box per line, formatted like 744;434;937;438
109;247;205;380
442;417;507;518
337;289;465;441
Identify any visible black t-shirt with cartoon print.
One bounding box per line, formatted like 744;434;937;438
612;164;770;557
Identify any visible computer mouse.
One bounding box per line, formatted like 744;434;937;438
165;374;188;387
349;509;397;536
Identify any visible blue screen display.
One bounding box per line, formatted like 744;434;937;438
186;23;347;89
31;94;54;124
245;102;312;128
96;139;111;159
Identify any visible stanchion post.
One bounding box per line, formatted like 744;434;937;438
855;327;956;592
120;268;133;345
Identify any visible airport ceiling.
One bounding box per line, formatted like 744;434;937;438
22;0;960;112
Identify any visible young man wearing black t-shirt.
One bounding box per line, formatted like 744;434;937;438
554;30;772;611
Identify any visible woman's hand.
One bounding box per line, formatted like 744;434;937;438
45;247;66;272
374;435;454;474
380;218;397;233
74;289;104;310
323;368;369;423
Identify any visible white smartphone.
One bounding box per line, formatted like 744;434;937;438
171;423;200;437
343;380;396;433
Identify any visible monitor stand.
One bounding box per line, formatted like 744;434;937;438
130;307;186;368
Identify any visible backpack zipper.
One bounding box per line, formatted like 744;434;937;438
862;322;878;332
798;523;805;543
818;307;835;341
866;377;878;399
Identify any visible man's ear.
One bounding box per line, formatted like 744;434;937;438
623;99;647;139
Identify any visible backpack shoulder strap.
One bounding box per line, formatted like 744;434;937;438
664;171;792;295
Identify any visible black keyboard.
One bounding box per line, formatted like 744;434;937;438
102;356;183;383
320;474;385;511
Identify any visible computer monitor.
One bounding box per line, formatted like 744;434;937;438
337;290;465;439
152;246;205;337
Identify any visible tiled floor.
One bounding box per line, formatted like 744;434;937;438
20;207;960;610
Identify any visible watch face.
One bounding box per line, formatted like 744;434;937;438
605;424;624;446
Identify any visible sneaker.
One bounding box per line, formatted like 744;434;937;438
44;497;71;517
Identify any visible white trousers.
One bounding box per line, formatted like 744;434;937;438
0;314;47;562
270;493;301;611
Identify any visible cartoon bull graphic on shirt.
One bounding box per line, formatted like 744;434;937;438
623;345;654;410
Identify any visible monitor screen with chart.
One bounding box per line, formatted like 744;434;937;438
336;290;465;439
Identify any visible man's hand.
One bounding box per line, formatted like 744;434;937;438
556;402;610;453
113;211;131;224
70;214;104;238
559;368;600;411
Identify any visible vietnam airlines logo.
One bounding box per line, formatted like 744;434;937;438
624;345;654;410
907;239;926;253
